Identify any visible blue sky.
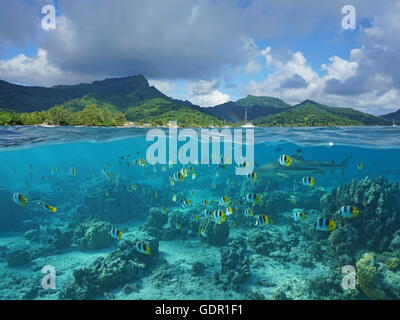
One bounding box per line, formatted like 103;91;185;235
0;0;399;114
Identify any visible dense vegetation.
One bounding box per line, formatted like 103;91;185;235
254;101;391;126
0;104;126;126
235;95;290;109
0;75;393;127
0;97;225;127
380;109;400;123
0;75;165;113
124;98;225;126
204;95;291;122
0;76;226;127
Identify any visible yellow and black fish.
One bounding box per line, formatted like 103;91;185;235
178;198;191;209
244;208;254;217
256;214;269;226
225;207;234;216
134;158;146;167
338;206;359;218
110;227;123;240
237;160;248;168
13;193;28;207
136;242;150;255
180;168;189;178
69;167;77;177
212;210;226;224
314;218;336;232
190;212;199;222
279;154;292;166
39;201;57;213
245;193;261;204
301;176;315;187
172;171;185;182
246;172;257;181
218;196;231;206
293;209;307;221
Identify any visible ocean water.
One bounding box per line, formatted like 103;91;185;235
0;126;400;300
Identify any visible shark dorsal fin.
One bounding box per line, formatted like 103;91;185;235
291;153;304;161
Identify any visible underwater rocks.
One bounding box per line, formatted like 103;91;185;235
73;220;113;251
24;229;39;241
305;269;355;300
248;230;279;256
77;184;148;223
191;261;206;276
248;228;298;258
5;249;31;267
355;251;400;300
24;227;73;252
201;220;229;246
141;207;170;239
389;229;400;251
215;237;251;291
60;238;158;300
146;207;168;228
322;177;400;252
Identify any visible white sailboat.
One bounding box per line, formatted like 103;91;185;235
393;119;397;127
241;108;254;128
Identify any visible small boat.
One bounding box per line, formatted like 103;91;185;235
241;108;254;128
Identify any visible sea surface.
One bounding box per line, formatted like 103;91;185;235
0;126;400;300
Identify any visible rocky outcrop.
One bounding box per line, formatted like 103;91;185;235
60;238;158;299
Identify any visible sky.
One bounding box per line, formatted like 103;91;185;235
0;0;399;115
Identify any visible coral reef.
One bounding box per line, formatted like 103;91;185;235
322;177;400;252
60;238;158;299
76;183;148;223
191;261;206;276
215;237;251;290
201;220;229;246
73;220;113;251
141;207;170;239
6;250;31;267
356;252;387;299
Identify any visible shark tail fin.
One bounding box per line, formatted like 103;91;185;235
340;154;353;175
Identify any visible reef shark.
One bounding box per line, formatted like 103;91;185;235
257;152;352;178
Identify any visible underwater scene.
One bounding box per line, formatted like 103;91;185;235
1;125;400;300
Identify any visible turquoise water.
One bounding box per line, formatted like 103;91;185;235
1;126;400;300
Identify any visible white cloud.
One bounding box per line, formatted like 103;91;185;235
148;79;177;96
247;46;400;114
243;39;263;76
0;48;99;86
186;80;230;107
322;56;358;81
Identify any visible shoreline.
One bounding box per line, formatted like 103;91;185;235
0;123;396;129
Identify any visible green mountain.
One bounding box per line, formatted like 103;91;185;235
380;109;400;123
0;75;166;113
0;76;225;127
0;75;394;127
204;95;290;122
253;100;391;126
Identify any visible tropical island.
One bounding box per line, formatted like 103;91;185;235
0;75;396;127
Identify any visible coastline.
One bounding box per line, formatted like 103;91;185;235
0;123;395;129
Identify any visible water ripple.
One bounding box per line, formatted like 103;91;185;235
0;126;400;150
